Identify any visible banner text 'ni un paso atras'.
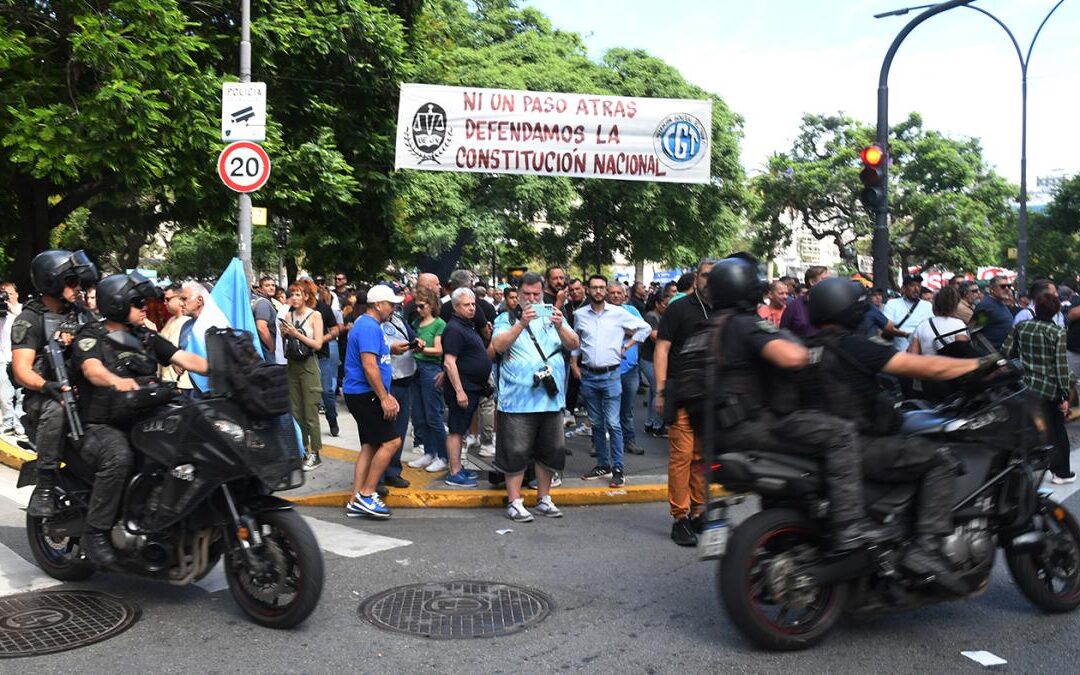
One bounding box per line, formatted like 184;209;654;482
394;84;713;185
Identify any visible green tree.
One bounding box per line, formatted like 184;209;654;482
1023;174;1080;282
752;113;1014;281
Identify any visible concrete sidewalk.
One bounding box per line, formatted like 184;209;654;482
0;390;673;509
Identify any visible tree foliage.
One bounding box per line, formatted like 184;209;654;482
752;113;1015;280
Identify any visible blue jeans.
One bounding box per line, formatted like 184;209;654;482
384;376;413;479
411;361;448;460
580;369;624;471
639;359;662;429
318;341;339;425
620;365;638;444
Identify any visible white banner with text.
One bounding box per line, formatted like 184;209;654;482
394;83;712;184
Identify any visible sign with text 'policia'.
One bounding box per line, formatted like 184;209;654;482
394;83;712;184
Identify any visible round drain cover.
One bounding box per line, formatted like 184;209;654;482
360;581;552;639
0;591;140;658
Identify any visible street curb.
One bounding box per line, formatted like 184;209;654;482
292;442;673;509
0;435;34;471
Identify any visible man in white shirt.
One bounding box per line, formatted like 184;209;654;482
0;281;25;435
882;274;933;352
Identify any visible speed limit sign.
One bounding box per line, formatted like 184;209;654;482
218;141;271;193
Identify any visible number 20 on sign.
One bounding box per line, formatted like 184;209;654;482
217;141;271;193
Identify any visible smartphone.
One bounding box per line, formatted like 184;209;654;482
531;303;553;321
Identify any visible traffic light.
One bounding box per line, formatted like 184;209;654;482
859;144;886;212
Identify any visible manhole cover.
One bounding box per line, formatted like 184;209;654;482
0;591;140;658
359;581;553;639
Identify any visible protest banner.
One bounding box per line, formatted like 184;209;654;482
394;83;712;184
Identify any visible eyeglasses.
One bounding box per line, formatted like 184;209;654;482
996;284;1014;290
334;276;346;281
588;285;607;291
130;297;147;309
416;303;427;309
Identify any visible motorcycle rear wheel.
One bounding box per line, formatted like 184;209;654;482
719;508;846;651
223;509;324;629
1006;498;1080;613
25;514;95;581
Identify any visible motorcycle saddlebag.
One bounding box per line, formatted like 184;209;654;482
206;327;291;417
715;451;824;497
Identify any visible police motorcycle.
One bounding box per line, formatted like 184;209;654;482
706;325;1080;650
18;288;323;629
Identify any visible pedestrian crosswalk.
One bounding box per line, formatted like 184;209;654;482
0;465;411;598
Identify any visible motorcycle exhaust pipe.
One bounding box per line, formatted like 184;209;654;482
142;542;170;572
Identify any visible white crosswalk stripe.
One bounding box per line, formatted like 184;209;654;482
0;464;411;597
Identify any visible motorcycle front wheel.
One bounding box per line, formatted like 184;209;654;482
25;514;95;581
1006;497;1080;613
223;509;324;629
719;508;847;651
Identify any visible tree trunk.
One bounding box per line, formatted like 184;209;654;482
12;177;54;290
634;259;644;283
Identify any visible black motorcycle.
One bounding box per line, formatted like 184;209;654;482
18;329;324;629
705;362;1080;650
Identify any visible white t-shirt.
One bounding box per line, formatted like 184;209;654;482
883;297;934;352
913;316;967;355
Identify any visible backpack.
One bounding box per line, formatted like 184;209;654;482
206;327;291;416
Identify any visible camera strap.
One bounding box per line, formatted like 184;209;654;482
523;322;559;362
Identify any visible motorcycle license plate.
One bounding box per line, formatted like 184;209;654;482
699;523;728;560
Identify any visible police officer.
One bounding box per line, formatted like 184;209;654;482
10;250;97;517
71;273;208;566
806;278;995;586
696;256;874;552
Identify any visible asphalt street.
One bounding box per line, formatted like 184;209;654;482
3;460;1080;673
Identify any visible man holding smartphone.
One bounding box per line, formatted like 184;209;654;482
491;272;580;521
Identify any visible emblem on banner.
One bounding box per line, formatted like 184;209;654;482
653;113;707;171
404;102;452;164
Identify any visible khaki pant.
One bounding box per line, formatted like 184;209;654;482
288;356;322;454
667;407;704;520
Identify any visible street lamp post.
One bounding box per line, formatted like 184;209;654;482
870;0;975;292
237;0;254;284
876;1;1068;293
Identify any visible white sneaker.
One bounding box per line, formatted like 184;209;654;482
550;472;563;488
408;454;435;469
425;457;448;473
478;444;496;457
535;495;563;518
465;434;480;450
1051;473;1077;485
507;498;534;522
408;444;425;457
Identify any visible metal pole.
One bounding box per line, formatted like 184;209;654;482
872;0;975;291
237;0;253;285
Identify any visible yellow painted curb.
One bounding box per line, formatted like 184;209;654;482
0;435;35;471
287;483;672;509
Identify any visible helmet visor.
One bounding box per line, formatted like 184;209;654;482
71;250;98;290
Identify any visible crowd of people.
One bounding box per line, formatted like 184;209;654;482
1;254;1077;542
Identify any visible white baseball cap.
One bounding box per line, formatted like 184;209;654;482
367;284;404;304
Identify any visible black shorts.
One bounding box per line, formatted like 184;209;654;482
345;393;399;447
444;388;481;435
494;411;567;476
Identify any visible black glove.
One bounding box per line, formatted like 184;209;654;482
41;381;64;402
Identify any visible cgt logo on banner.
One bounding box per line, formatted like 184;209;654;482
394;83;712;185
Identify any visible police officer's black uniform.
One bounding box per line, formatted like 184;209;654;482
690;257;869;550
10;250;96;517
805;278;961;581
71;273;178;566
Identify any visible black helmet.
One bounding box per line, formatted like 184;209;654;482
30;249;97;297
707;256;765;311
809;278;869;330
96;272;162;323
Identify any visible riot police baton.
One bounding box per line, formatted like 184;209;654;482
44;337;84;442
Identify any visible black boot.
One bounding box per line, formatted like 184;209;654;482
671;518;698;547
81;529;118;567
27;473;57;518
832;520;885;553
901;535;965;594
328;420;340;437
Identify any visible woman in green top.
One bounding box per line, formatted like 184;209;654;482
407;288;449;470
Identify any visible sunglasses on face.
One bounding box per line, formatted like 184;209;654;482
64;277;82;289
416;303;427;309
130;297;147;309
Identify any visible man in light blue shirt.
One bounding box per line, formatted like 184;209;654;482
491;272;580;522
573;275;651;487
607;281;646;456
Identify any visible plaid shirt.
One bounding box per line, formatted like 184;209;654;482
1002;319;1073;401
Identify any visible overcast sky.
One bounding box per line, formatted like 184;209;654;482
526;0;1080;189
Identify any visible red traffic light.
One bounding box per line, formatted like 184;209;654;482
861;144;885;167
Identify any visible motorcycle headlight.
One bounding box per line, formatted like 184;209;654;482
212;419;246;445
